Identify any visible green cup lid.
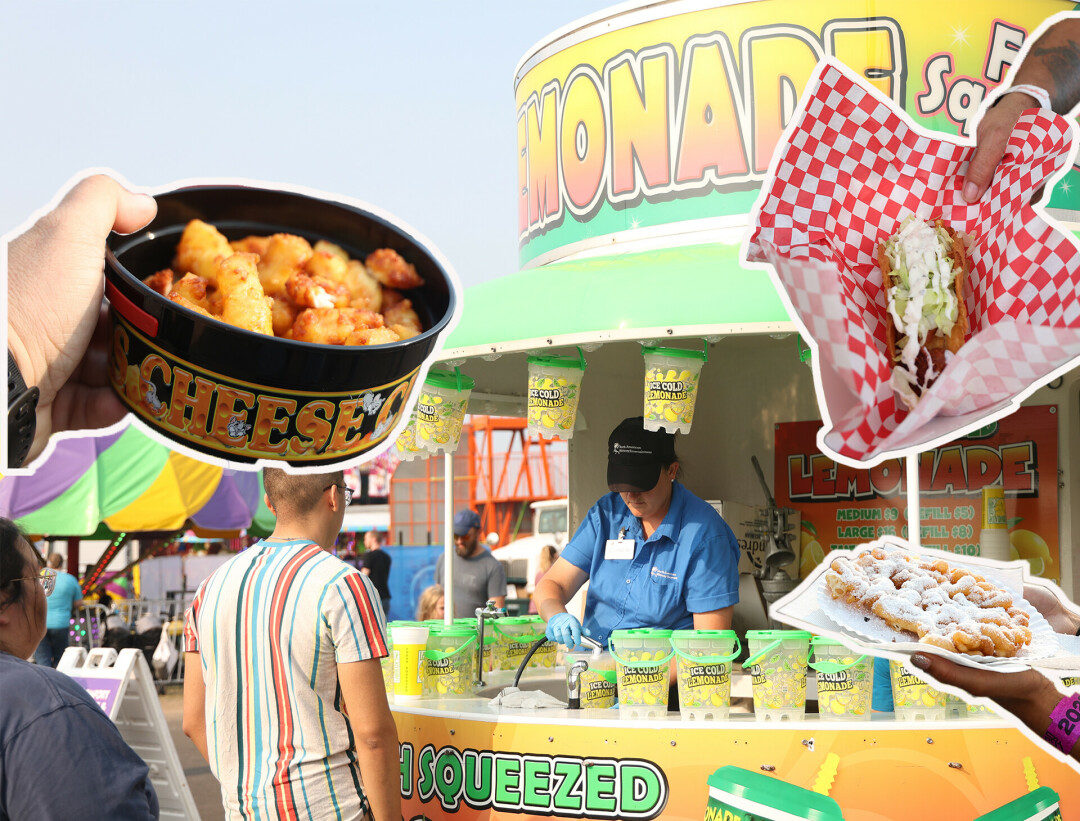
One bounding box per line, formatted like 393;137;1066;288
746;630;811;640
527;348;587;371
707;766;843;821
810;636;852;647
495;616;535;626
671;629;736;640
973;787;1060;821
429;625;476;639
641;343;708;362
611;628;673;639
423;368;475;391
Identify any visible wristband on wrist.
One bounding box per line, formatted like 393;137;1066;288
1043;691;1080;755
7;350;39;469
991;83;1053;112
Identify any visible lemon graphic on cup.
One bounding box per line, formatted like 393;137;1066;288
1009;529;1054;578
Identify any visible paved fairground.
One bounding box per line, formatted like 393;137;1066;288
159;689;225;821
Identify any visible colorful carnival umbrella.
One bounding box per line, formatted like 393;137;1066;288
0;421;272;537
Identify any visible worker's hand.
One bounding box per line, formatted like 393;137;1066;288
545;612;582;649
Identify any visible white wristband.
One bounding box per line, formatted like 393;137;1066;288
993;83;1053;112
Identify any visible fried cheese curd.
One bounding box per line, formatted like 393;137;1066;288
825;546;1032;658
141;219;425;345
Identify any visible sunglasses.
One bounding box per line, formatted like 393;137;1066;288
325;483;354;506
7;568;57;597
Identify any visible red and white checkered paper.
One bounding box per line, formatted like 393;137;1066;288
745;62;1080;465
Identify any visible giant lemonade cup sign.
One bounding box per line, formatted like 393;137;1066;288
526;348;586;440
416;368;474;456
642;342;707;434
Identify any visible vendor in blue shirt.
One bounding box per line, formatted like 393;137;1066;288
535;416;740;650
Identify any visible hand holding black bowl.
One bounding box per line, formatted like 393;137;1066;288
7;175;157;467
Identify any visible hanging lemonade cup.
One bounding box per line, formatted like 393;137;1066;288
642;342;707;434
745;630;811;721
671;629;740;720
416;367;474;456
609;628;675;718
422;624;478;698
393;410;426;461
526;349;586;441
808;636;872;721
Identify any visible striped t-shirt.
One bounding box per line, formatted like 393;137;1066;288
184;539;389;821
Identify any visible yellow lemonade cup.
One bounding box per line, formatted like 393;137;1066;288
745;630;811;721
809;636;871;720
671;629;740;720
393;411;426;461
422;625;478;697
390;624;430;700
610;629;675;718
889;659;948;720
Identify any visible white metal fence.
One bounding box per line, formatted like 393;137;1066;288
70;597;191;688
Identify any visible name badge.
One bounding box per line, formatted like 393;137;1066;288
604;538;635;560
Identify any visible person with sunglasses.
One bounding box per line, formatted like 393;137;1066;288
182;468;400;821
0;517;159;819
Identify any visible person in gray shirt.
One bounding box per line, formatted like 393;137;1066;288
434;510;507;617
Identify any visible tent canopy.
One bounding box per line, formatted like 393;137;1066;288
0;422;275;538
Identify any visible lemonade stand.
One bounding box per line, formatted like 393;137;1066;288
386;1;1080;818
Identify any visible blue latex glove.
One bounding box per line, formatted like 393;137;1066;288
545;612;582;649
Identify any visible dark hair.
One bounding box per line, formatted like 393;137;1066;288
0;518;40;611
263;468;344;519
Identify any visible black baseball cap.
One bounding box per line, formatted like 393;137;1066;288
606;416;677;493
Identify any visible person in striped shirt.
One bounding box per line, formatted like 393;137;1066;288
182;468;400;821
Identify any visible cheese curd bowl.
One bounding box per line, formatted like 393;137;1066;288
104;183;456;467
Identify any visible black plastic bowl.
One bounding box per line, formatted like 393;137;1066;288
104;184;456;467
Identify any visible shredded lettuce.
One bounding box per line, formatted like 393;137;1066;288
883;217;960;375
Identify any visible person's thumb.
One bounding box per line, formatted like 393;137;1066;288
54;174;156;240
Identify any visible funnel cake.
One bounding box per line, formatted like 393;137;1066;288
824;546;1031;657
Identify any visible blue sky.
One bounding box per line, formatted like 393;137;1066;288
0;1;616;288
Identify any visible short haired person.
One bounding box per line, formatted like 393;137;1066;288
535;416;741;653
182;469;400;821
0;518;159;819
360;529;393;616
34;552;82;667
434;509;507;617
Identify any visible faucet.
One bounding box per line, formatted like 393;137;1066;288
566;658;590;709
474;599;506;688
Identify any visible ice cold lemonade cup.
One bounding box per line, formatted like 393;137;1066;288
808;636;871;720
416;368;473;456
423;625;477;697
526;350;586;441
391;625;430;700
492;616;544;675
393;411;426;461
745;630;811;721
889;659;948;720
671;629;740;720
641;343;706;434
610;628;675;718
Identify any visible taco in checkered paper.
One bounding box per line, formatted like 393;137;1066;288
878;217;971;411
